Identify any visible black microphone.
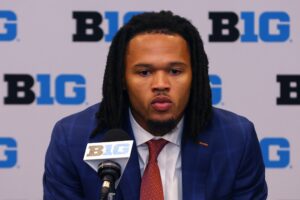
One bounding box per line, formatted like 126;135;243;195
83;129;133;200
98;129;131;200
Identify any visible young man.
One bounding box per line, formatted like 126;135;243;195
43;11;268;200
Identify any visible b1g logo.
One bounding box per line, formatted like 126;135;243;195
4;74;86;105
209;11;290;42
209;74;222;105
0;137;17;168
86;143;131;157
260;137;290;168
73;11;142;42
0;10;17;41
277;75;300;105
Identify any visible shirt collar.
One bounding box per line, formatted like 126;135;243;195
129;109;183;147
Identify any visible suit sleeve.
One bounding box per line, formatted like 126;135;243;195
232;122;268;200
43;121;84;200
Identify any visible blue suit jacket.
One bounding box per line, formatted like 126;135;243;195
43;104;267;200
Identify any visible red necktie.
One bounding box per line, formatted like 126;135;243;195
140;139;168;200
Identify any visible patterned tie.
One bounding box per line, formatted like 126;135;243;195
140;139;168;200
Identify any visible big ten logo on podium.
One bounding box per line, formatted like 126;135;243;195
209;11;290;42
0;10;17;42
73;11;143;42
209;74;222;105
85;141;133;158
260;137;290;168
4;74;86;105
0;137;17;168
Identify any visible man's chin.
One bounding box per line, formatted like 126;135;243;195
146;118;178;136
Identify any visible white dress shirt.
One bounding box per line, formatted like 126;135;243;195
129;110;183;200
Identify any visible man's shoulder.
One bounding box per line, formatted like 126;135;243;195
206;107;257;146
211;107;253;128
51;103;100;142
212;107;251;123
57;103;100;126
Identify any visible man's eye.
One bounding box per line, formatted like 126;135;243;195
170;69;181;75
138;70;151;76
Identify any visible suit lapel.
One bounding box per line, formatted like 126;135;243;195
117;114;141;200
181;128;211;200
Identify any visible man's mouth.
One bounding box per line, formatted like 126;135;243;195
151;96;172;112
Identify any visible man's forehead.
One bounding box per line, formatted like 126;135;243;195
126;33;188;53
128;32;183;42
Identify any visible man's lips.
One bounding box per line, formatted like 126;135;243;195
151;96;172;112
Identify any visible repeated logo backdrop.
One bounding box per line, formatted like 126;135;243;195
1;0;299;199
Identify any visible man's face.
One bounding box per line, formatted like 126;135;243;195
124;33;192;135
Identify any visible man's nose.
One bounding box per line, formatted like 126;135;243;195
151;72;170;92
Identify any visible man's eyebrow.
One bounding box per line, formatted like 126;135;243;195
133;62;188;68
133;63;153;68
168;62;189;67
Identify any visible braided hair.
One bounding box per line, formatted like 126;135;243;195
91;11;212;139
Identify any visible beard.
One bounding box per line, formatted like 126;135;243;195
146;118;178;136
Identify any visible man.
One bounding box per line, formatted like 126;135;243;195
43;11;268;199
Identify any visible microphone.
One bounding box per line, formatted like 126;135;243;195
83;129;133;200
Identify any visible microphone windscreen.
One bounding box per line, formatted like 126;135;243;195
103;129;131;142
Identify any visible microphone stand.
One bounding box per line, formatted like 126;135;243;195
99;178;116;200
107;193;115;200
98;161;121;200
107;191;116;200
107;181;116;200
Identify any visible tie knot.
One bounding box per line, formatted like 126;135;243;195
146;139;168;162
